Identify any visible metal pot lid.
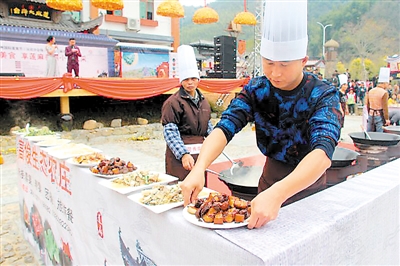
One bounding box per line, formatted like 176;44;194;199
219;165;262;188
348;132;400;146
383;126;400;135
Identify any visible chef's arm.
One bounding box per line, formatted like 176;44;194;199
192;128;227;171
269;148;331;203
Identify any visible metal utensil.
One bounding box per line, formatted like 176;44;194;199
221;151;243;175
360;125;372;140
206;169;229;179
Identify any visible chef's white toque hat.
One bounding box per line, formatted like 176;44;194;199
378;67;390;83
177;45;200;83
260;0;308;61
338;74;348;86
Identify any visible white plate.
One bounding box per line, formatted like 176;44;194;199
45;144;102;160
99;172;178;194
12;131;27;136
66;157;101;168
128;187;215;214
91;172;124;179
182;206;249;229
35;138;71;147
25;134;60;142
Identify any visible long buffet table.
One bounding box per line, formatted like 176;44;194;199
17;136;399;265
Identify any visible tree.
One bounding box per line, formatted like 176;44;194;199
339;17;390;81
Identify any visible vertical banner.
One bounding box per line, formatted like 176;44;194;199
0;40;108;77
16;137;74;265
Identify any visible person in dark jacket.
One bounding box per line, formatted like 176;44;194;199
180;0;342;229
161;45;212;181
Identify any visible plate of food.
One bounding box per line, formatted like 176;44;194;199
66;153;107;167
99;171;178;194
128;185;215;214
45;143;101;159
182;192;250;229
89;157;138;178
36;138;71;147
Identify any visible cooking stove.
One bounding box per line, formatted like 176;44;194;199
354;142;400;170
326;156;368;187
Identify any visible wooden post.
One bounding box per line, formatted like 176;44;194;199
60;96;70;114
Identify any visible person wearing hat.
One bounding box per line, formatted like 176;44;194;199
365;67;391;132
180;0;342;229
161;45;213;181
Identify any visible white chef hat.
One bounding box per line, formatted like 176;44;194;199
177;45;200;83
260;0;308;61
378;67;390;83
338;74;348;86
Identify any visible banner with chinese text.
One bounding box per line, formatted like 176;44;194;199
0;40;108;77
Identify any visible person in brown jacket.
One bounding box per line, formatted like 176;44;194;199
365;67;391;132
161;45;212;181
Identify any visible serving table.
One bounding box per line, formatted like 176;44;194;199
16;136;399;265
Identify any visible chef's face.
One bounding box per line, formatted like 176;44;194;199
69;40;76;46
181;77;199;97
262;56;308;91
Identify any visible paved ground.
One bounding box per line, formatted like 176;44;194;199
0;115;363;265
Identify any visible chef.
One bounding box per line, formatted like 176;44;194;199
365;67;391;132
180;0;342;229
161;45;213;181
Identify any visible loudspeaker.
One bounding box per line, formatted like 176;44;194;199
214;36;237;78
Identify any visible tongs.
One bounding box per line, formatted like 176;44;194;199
360;125;372;140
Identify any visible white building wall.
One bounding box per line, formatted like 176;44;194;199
80;1;172;37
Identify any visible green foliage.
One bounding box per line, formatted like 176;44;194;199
180;0;398;75
336;62;346;74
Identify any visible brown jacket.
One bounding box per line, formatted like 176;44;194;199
161;87;211;136
161;87;211;180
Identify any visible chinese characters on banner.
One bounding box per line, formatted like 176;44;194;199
0;40;108;77
16;136;74;264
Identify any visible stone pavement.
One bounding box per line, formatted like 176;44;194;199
0;116;362;265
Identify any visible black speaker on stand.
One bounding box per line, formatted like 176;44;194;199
214;36;237;79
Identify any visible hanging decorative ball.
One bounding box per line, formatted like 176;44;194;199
46;0;83;11
91;0;124;11
192;6;219;24
233;11;257;25
156;0;184;18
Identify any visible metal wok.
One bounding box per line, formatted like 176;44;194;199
218;165;263;195
383;126;400;136
348;132;400;146
331;147;359;168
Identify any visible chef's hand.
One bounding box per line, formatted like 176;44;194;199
247;188;285;229
180;167;205;206
385;119;391;126
181;153;195;170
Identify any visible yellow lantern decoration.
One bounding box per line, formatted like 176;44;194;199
91;0;124;11
156;0;184;18
233;0;256;25
233;11;256;25
46;0;83;11
192;6;219;24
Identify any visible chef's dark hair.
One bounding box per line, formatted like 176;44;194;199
69;38;75;41
46;36;54;43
